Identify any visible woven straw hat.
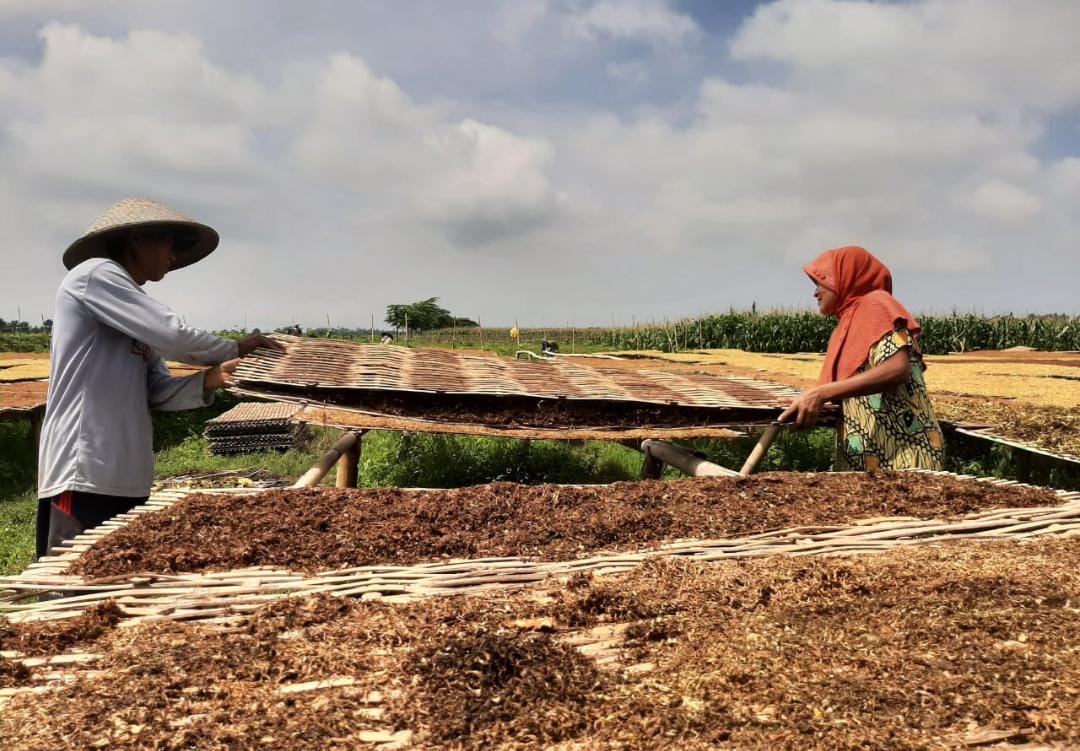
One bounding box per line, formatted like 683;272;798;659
63;197;219;271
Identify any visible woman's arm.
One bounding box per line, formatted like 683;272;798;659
778;348;911;429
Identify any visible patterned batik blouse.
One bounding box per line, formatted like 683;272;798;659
835;327;945;471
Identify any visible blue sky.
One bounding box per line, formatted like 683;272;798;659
1;0;1078;330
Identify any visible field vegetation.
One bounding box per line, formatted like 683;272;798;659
405;311;1080;354
5;311;1079;355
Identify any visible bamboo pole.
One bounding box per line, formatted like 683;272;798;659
637;440;741;478
336;431;363;488
739;425;782;477
293;431;362;488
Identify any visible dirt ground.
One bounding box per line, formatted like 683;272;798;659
70;472;1061;578
4;538;1080;749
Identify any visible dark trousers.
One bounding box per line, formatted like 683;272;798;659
36;491;147;560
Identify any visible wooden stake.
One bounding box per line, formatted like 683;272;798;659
293;431;362;488
739;425;782;477
336;432;362;488
639;448;664;480
29;407;44;467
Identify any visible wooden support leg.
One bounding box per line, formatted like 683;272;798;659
293;430;362;489
1015;448;1035;485
615;439;665;479
639;449;665;480
29;407;44;468
739;425;782;477
336;430;363;488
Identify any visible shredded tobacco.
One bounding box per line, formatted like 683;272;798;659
4;539;1079;749
71;472;1061;578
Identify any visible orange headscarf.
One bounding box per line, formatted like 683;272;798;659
804;246;920;384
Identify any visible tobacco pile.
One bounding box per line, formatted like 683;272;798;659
935;394;1080;457
0;380;48;411
71;472;1061;578
5;538;1080;749
0;601;122;657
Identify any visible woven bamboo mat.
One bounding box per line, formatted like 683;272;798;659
2;472;1077;626
204;401;302;454
234;336;800;411
205;401;301;429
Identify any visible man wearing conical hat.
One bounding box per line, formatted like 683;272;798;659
35;198;285;559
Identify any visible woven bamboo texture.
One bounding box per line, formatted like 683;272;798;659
204;401;301;454
2;472;1077;627
233;336;800;411
206;401;301;427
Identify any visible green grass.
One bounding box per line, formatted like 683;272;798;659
0;488;36;577
0;420;41;576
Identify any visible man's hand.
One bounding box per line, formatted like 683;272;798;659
238;334;286;357
777;386;829;430
203;359;240;391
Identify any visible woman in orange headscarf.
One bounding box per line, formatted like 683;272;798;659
778;246;944;471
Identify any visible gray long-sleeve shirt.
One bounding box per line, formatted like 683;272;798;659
37;258;239;498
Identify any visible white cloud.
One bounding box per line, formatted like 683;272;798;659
964;180;1042;225
565;0;701;46
731;0;1080;114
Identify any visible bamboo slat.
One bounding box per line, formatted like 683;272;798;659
2;473;1077;625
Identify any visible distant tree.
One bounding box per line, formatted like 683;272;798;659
385;297;472;332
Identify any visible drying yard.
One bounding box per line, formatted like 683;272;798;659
3;338;1079;749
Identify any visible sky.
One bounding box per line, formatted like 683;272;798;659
1;0;1078;331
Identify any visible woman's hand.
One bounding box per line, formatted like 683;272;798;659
238;334;286;357
778;386;830;430
203;358;240;391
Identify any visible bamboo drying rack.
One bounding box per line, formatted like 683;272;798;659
2;472;1077;627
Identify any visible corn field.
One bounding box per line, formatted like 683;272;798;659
405;312;1080;355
